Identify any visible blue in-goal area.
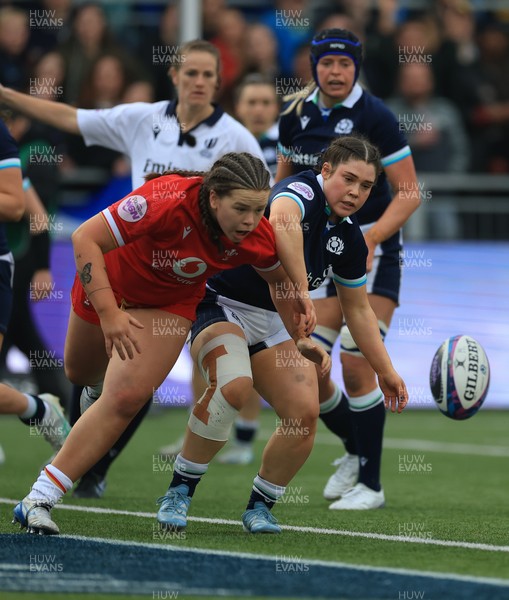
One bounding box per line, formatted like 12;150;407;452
1;535;509;599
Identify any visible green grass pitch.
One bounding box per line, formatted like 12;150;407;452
1;406;508;595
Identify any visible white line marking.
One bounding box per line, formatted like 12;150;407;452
259;431;509;457
9;533;509;589
2;497;509;554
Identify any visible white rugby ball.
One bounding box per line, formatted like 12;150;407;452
429;335;490;420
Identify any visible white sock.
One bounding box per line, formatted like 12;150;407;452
19;394;38;420
28;465;73;506
253;474;286;504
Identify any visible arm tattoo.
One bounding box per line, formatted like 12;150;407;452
79;262;92;286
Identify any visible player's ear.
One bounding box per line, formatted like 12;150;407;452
169;65;178;86
209;189;219;210
321;162;331;180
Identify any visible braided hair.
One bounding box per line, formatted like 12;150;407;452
145;154;270;252
199;152;271;251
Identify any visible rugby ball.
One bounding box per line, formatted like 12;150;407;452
429;335;490;420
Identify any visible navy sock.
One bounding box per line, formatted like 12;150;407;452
169;472;202;497
247;489;274;511
235;420;258;444
19;395;46;425
319;391;357;455
352;402;386;492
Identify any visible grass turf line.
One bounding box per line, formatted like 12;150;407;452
1;408;508;581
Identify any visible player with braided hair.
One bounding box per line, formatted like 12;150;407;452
12;152;326;535
0;39;270;497
154;134;408;534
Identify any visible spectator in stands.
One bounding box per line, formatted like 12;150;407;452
30;51;66;103
65;53;137;176
386;62;470;174
121;80;155;104
0;7;32;91
470;20;509;172
26;0;73;58
387;61;469;238
57;2;140;105
202;0;227;41
244;24;280;83
291;42;313;83
259;0;313;77
136;2;177;102
234;75;279;185
210;8;249;114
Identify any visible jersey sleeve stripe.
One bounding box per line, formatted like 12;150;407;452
101;209;125;247
333;273;367;288
381;145;412;167
254;260;281;272
272;192;305;220
0;158;21;170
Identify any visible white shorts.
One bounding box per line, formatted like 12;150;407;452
189;287;291;355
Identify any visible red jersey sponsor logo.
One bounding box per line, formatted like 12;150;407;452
118;195;148;222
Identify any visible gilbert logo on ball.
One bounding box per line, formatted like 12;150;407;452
429;335;490;420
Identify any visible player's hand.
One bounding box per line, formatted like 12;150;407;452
296;337;331;377
99;309;144;360
379;371;408;413
292;294;316;336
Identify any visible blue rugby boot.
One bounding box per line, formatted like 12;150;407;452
12;497;59;535
242;502;281;534
156;484;191;531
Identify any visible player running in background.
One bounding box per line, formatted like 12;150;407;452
155;135;408;535
0;39;269;497
12;152;322;535
0;118;69;458
275;28;420;509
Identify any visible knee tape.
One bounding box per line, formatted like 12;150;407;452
310;325;340;355
340;320;388;357
188;334;252;441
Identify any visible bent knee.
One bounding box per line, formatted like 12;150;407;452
220;376;253;411
102;386;149;420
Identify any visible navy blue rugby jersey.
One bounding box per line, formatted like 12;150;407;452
278;84;411;251
0;119;22;255
208;170;368;311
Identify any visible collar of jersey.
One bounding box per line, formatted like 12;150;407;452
165;100;224;129
305;82;363;110
315;173;352;224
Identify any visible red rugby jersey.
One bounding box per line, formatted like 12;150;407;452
100;174;279;319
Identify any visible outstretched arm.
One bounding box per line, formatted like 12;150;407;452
0;84;80;135
336;282;408;412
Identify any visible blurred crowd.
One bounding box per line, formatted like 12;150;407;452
1;0;509;179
